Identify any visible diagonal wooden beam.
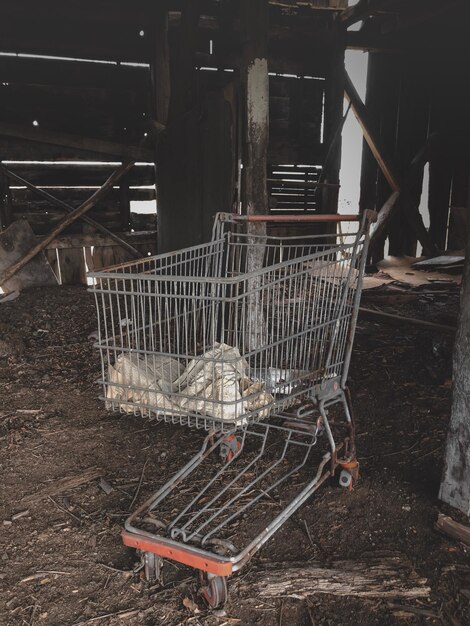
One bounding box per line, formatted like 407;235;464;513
0;165;142;259
344;70;400;191
0;161;135;287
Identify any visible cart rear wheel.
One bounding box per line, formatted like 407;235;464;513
141;551;162;583
199;573;228;608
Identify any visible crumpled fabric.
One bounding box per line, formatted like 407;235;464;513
106;343;273;425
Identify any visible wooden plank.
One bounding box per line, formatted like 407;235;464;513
7;164;155;187
42;231;156;250
0;161;134;288
57;247;86;285
0;55;150;90
0;122;153;161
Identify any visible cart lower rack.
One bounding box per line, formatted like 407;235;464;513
89;211;375;607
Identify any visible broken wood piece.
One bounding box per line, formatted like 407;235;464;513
0;164;141;260
435;513;470;546
0;290;20;304
0;220;58;293
0;161;135;288
359;307;456;334
21;467;102;504
246;557;430;599
98;478;114;495
369;191;400;252
11;509;29;521
386;602;440;619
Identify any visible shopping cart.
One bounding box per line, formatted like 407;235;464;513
89;211;375;607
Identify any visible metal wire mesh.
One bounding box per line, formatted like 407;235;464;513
89;216;368;432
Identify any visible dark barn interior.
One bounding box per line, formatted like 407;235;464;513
1;1;470;625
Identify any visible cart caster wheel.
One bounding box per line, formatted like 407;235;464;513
220;435;242;462
199;573;228;609
339;469;353;490
141;551;162;583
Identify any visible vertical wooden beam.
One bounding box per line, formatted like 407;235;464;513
448;161;470;250
323;26;346;215
240;0;269;351
151;1;170;128
240;0;269;218
428;154;452;251
119;182;131;231
0;166;12;230
169;0;201;125
440;174;470;515
359;52;380;214
155;0;202;254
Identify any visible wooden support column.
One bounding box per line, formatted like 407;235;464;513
241;0;269;351
0;166;12;230
440;174;470;515
241;0;269;218
428;154;452;251
155;0;203;253
119;182;131;231
323;26;346;215
151;1;170;129
359;52;380;213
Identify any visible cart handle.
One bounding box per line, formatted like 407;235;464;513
218;210;377;224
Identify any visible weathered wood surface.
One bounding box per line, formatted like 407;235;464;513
58;247;87;285
6;163;155;187
436;513;470;545
0;162;134;288
241;0;269;351
344;70;400;193
0;220;58;292
21;467;102;504
0;164;142;259
368;191;401;253
440;200;470;515
245;557;430;599
0;122;153;161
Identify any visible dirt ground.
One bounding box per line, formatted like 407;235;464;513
1;284;470;626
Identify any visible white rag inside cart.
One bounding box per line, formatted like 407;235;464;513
106;343;273;425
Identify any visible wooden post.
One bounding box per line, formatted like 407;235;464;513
119;182;131;231
241;0;269;351
241;0;269;219
440;176;470;515
323;26;346;215
151;1;170;129
0;166;12;230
